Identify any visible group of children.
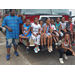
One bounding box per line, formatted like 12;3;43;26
19;17;75;64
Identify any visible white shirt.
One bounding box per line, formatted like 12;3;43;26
60;21;66;29
31;23;41;34
51;25;56;30
72;22;75;25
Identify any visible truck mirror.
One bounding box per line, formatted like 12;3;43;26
69;11;72;16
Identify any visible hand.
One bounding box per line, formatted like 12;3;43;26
73;52;75;56
8;28;12;32
58;32;60;34
24;35;27;37
35;34;37;37
20;14;23;18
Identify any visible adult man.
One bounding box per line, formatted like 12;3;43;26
2;9;24;60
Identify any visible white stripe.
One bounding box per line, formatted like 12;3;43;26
39;15;62;20
0;43;6;45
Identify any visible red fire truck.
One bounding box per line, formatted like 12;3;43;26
1;9;70;46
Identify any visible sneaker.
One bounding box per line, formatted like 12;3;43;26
58;40;62;46
26;48;29;53
34;48;38;53
43;45;47;50
55;42;58;45
48;48;51;52
49;46;53;51
59;58;64;64
37;47;40;51
71;42;74;46
55;43;58;49
14;51;19;56
41;46;44;51
6;54;10;60
63;54;68;59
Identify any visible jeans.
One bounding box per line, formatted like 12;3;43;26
59;48;73;58
6;39;19;48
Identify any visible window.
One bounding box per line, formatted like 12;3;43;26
51;9;69;15
21;9;51;15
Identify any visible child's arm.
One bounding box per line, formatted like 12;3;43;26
25;27;31;36
62;43;70;50
59;24;61;32
43;27;45;33
37;28;41;35
22;25;26;36
31;27;37;37
62;43;75;55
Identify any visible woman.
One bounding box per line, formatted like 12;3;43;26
59;32;75;64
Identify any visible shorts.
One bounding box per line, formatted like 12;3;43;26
52;32;56;35
61;30;65;34
6;39;19;48
21;34;30;42
56;32;63;37
31;34;40;45
45;33;51;37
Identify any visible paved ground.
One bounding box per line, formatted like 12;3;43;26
0;31;30;65
18;44;75;65
0;31;75;65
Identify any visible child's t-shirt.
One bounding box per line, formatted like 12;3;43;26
51;24;56;30
31;23;41;34
23;24;31;37
66;22;73;31
60;21;66;29
55;22;60;31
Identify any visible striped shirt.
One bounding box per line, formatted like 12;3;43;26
2;15;23;39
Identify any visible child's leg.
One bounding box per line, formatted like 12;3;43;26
26;38;30;47
56;36;59;42
26;38;30;53
40;34;44;46
53;36;57;43
44;35;47;45
47;36;50;48
59;48;64;58
70;32;73;43
50;35;52;46
19;34;28;39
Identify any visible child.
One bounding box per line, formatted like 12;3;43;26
60;17;67;33
72;21;75;45
31;17;41;53
59;32;75;64
66;17;73;45
55;17;64;45
51;19;59;49
43;17;53;52
39;20;47;51
19;19;31;53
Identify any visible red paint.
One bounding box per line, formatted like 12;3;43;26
62;15;69;21
24;15;40;23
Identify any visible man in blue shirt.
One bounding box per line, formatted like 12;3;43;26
2;9;24;60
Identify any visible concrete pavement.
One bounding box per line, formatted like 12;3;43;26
0;31;75;65
0;31;31;65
